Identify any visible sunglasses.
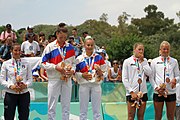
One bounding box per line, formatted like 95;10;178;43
113;62;118;65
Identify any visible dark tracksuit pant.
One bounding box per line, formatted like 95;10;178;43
4;91;30;120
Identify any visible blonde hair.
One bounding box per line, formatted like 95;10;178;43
133;42;144;50
84;37;95;44
160;41;170;49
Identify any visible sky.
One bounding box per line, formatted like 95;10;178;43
0;0;180;30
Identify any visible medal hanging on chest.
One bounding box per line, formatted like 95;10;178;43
161;57;170;83
57;42;66;61
84;54;95;73
12;59;23;89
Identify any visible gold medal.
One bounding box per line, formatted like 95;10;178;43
138;78;142;84
166;78;170;83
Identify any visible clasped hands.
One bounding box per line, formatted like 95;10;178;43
82;69;103;81
55;65;74;76
10;83;27;93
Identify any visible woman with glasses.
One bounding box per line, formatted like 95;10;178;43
149;41;180;120
108;60;122;82
122;42;152;120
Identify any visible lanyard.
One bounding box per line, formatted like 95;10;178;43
12;59;21;80
84;54;95;73
133;56;142;91
133;57;142;79
161;57;170;83
57;42;66;61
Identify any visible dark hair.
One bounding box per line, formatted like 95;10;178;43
6;24;12;28
56;28;68;34
48;35;52;40
39;32;45;37
82;31;88;35
11;43;20;50
72;28;77;31
58;23;66;28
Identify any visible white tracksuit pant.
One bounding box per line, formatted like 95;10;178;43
79;83;102;120
48;80;72;120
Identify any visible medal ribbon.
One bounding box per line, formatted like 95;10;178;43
57;42;66;61
133;57;142;79
12;59;21;80
84;54;95;73
133;57;142;91
161;57;170;83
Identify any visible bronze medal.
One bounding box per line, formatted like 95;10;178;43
166;78;170;83
138;78;142;84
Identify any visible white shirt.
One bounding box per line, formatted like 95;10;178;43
122;56;152;96
149;56;180;94
0;58;33;94
21;40;40;55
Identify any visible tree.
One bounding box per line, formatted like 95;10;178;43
131;4;175;36
176;11;180;21
99;13;108;22
117;12;130;35
107;34;142;61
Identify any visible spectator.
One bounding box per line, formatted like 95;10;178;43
38;32;48;56
0;37;13;65
0;24;17;43
82;31;89;39
97;49;111;82
72;28;84;57
23;26;38;42
108;60;122;82
48;35;56;43
21;33;40;57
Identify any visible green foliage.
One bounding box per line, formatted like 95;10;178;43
106;34;142;61
0;26;5;34
99;13;108;22
131;4;176;36
33;24;57;38
142;34;168;59
1;4;180;65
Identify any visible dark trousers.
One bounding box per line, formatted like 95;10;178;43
4;92;30;120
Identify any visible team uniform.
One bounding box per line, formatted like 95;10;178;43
122;56;152;101
75;51;107;120
40;40;76;120
149;56;180;102
0;58;32;120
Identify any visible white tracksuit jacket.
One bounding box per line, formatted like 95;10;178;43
122;56;152;96
149;56;180;95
